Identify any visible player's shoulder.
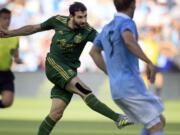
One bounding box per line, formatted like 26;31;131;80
54;15;69;24
122;18;136;26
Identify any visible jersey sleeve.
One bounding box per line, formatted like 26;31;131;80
41;16;56;30
87;29;98;42
93;32;103;49
120;20;136;34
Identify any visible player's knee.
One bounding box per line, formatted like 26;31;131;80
50;110;64;121
148;121;164;133
75;83;92;95
1;99;13;108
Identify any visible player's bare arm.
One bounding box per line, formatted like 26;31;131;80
90;46;107;74
122;30;156;83
0;24;43;38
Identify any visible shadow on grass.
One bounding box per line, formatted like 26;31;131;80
0;120;179;135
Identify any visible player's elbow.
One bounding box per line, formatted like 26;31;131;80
89;49;95;58
89;47;101;58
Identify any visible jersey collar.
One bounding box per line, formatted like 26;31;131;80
114;12;130;19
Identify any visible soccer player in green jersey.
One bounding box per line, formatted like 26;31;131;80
0;8;22;108
0;2;132;134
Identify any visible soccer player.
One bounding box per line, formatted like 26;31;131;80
0;2;132;135
0;8;22;108
90;0;166;135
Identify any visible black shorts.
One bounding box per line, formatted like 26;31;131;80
0;71;15;93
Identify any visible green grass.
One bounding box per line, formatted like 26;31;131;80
0;120;179;135
0;98;180;135
1;72;179;134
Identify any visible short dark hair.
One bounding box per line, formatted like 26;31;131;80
69;2;87;16
113;0;135;11
0;8;11;15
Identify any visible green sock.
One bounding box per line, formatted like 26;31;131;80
38;116;56;135
84;94;119;122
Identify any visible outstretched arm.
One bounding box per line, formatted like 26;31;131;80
90;46;107;74
0;24;44;38
122;30;156;83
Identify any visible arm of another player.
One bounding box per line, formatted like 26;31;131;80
12;48;23;64
122;31;156;83
11;40;22;64
90;46;108;75
0;24;43;38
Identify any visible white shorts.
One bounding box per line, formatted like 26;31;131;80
114;93;164;128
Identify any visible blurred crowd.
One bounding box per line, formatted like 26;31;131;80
0;0;180;72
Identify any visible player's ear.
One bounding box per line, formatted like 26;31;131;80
69;14;73;19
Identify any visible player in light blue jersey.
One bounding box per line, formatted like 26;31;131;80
90;0;166;135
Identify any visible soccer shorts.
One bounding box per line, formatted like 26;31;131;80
114;93;164;128
0;70;15;93
45;54;77;104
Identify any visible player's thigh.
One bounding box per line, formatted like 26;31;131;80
45;55;77;89
51;85;73;105
65;76;92;97
50;98;68;113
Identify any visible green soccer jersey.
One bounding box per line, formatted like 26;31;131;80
41;15;98;69
0;37;19;71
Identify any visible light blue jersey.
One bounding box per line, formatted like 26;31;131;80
94;13;148;99
94;12;164;129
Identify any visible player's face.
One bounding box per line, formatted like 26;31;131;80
72;11;87;28
0;13;11;29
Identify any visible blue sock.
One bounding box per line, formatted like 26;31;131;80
140;128;150;135
150;131;164;135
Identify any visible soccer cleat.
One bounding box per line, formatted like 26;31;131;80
115;115;134;129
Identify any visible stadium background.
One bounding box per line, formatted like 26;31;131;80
0;0;180;135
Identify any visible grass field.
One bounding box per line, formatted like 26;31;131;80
0;98;180;135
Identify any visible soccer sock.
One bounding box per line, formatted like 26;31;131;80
0;100;5;108
150;131;164;135
140;128;150;135
84;93;119;122
38;116;56;135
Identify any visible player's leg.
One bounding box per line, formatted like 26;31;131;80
65;76;133;128
38;98;68;135
0;90;14;108
114;93;165;135
0;71;14;108
0;77;14;108
45;56;132;128
38;85;73;135
147;114;166;135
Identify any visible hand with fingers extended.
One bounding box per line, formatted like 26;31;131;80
146;62;156;84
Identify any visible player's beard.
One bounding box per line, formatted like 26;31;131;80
73;20;87;29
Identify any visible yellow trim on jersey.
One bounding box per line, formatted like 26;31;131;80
47;57;70;80
47;58;69;80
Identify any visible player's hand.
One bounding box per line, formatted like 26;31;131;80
14;58;23;64
146;63;156;84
